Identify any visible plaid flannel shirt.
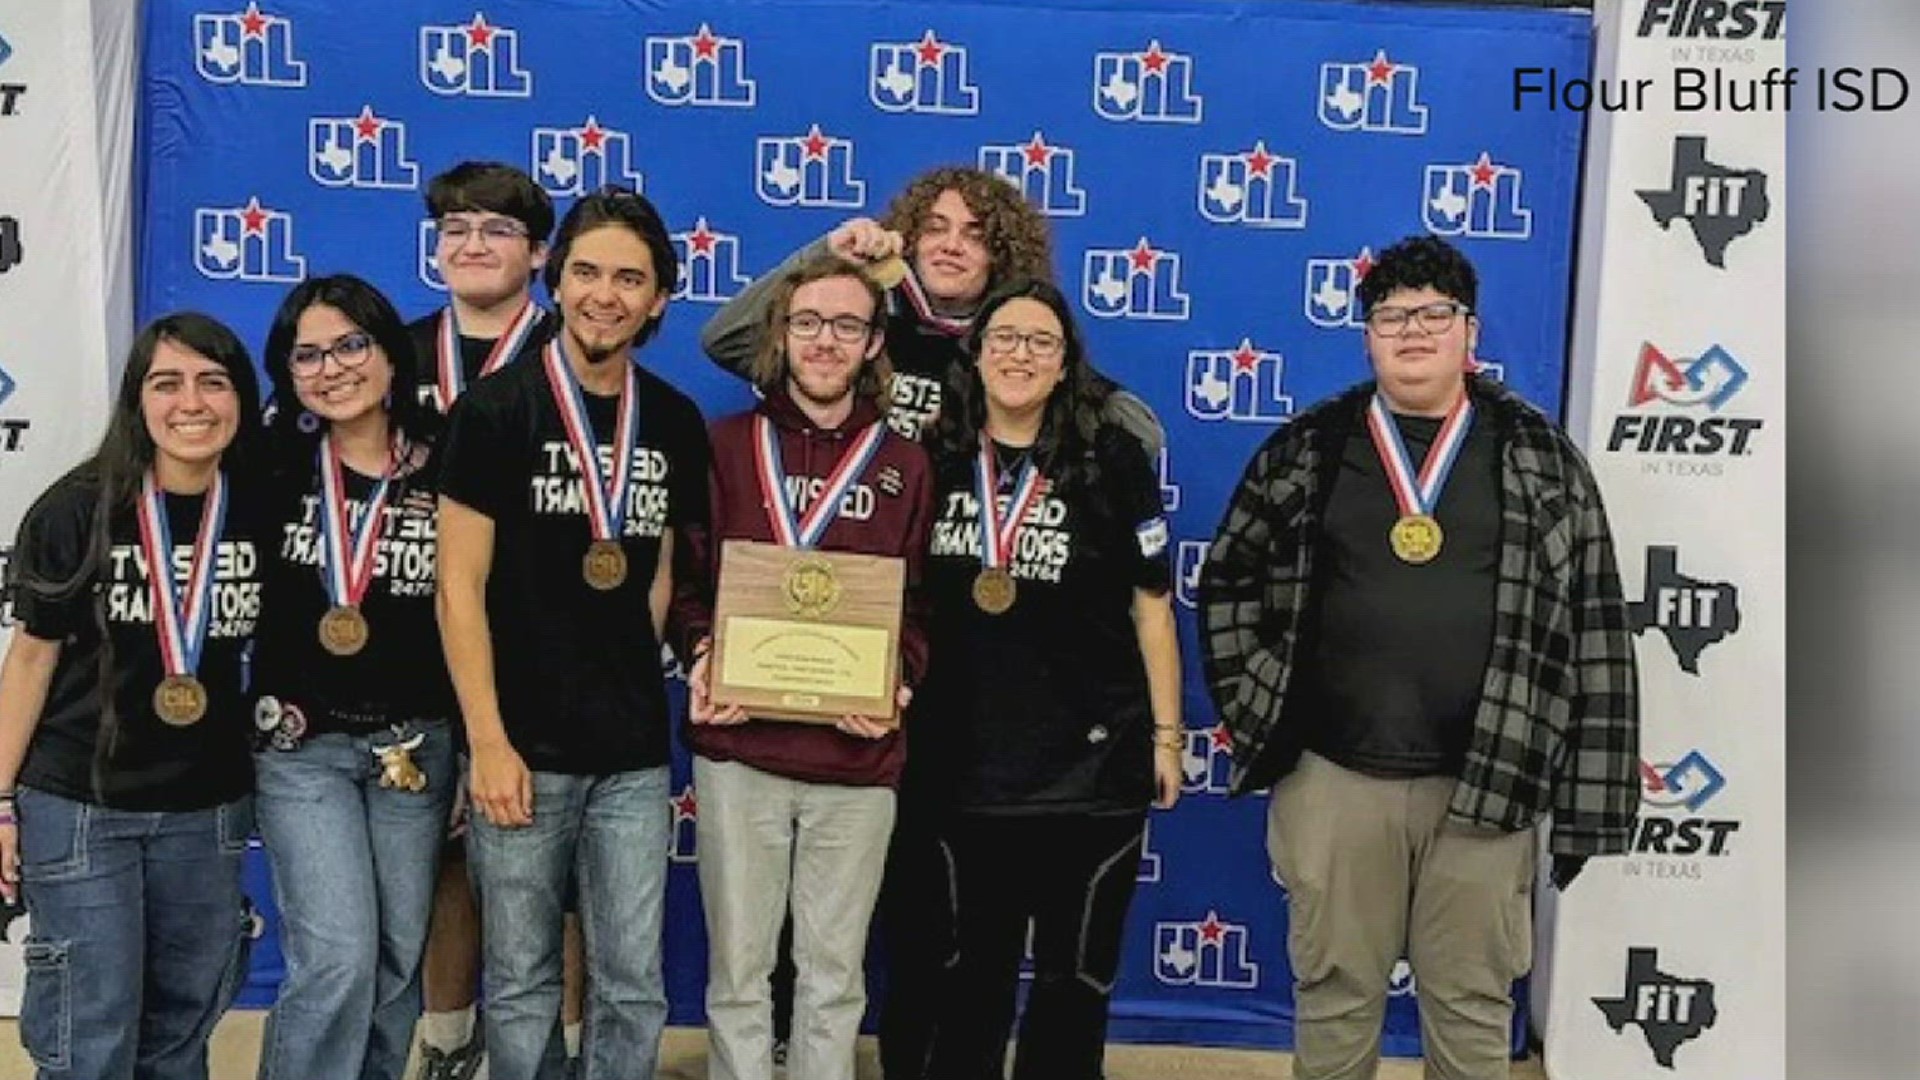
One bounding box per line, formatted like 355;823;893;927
1197;377;1639;856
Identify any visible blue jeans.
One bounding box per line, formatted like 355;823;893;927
254;721;456;1080
15;786;254;1080
469;767;670;1080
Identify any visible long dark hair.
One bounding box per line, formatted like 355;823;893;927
10;313;262;800
261;273;441;460
934;278;1119;500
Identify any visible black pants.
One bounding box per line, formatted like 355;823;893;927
878;793;954;1079
927;811;1148;1080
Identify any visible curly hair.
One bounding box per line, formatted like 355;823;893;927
749;254;894;405
1356;235;1479;315
879;166;1054;291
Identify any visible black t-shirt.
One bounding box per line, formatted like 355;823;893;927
1295;410;1502;777
880;309;962;440
253;440;455;734
9;474;267;810
915;425;1172;814
406;305;554;415
433;354;710;775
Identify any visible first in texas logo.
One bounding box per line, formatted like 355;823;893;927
646;24;756;107
421;12;531;97
1094;40;1203;123
195;2;306;86
1636;135;1771;268
1319;49;1428;133
871;30;979;115
1593;948;1718;1068
1423;152;1532;239
1627;545;1742;675
0;26;23;117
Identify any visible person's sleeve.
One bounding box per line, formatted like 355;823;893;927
895;443;936;690
1195;432;1301;751
431;386;516;520
8;482;96;641
1551;458;1641;857
1101;387;1166;457
666;413;719;664
1100;427;1173;594
699;236;833;381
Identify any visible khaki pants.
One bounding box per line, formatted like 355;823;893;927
1268;752;1535;1080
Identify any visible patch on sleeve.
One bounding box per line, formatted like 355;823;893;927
1136;516;1170;559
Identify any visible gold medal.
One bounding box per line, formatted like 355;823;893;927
583;540;628;590
781;555;842;617
972;567;1017;614
153;674;209;727
374;734;429;793
318;605;370;656
1389;514;1443;564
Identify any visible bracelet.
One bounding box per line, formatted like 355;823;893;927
1153;730;1184;751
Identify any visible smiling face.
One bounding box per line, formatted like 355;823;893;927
784;274;883;410
437;210;547;308
977;296;1067;419
288;303;393;426
911;188;993;311
555;223;668;362
142;339;242;472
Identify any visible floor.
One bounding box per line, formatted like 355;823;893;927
0;1013;1552;1079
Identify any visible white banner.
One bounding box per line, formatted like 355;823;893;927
0;0;132;1012
1537;0;1785;1077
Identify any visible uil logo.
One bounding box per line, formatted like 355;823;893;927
1181;725;1234;796
1423;152;1533;240
978;132;1087;217
645;24;756;107
870;30;979;115
1319;49;1430;134
1304;247;1373;328
1155;911;1260;988
1198;141;1307;229
1093;39;1203;123
755;125;866;209
308;106;419;190
418;219;445;292
1174;540;1208;610
668;783;698;864
1186;340;1294;423
1155;446;1180;513
194;197;306;283
1082;238;1189;321
420;12;532;97
674;218;750;303
1137;820;1162;884
194;2;306;87
532;116;644;198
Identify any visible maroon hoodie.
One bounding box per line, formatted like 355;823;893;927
672;387;933;788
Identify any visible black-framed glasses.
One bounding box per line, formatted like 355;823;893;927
438;218;530;245
1365;301;1470;336
786;311;875;343
982;326;1064;359
289;332;375;377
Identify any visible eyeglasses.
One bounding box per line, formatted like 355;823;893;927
1365;301;1470;336
289;332;375;377
982;326;1064;359
786;311;875;343
438;218;530;245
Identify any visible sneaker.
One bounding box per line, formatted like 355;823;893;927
418;1036;485;1080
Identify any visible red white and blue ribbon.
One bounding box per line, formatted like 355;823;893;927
974;435;1046;571
893;265;973;338
542;341;639;544
136;470;228;679
435;300;542;411
316;436;395;611
753;414;886;549
1365;393;1474;519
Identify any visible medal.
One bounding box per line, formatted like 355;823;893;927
542;342;644;591
583;539;628;591
154;675;208;727
374;731;429;792
137;471;228;728
972;436;1046;614
754;413;886;552
1365;393;1473;565
315;436;396;655
781;555;843;617
434;300;542;412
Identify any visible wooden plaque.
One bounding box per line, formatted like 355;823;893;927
710;539;905;726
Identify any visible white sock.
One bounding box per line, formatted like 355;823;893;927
564;1022;582;1058
421;1007;476;1051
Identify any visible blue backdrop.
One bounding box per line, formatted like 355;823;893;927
143;0;1589;1054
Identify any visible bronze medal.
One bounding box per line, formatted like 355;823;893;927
972;567;1017;615
154;674;209;727
583;540;628;590
1389;514;1443;564
318;605;370;656
781;555;842;617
